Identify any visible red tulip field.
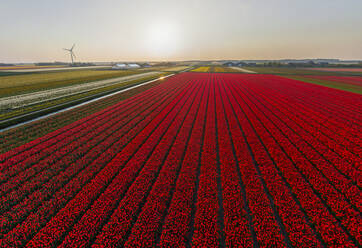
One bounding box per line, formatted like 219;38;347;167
0;72;360;247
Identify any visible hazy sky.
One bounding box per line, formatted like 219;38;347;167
1;0;362;62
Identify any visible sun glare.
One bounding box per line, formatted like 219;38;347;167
145;22;180;57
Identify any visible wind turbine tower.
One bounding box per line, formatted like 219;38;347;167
63;44;76;64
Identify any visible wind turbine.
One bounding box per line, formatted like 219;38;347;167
63;44;76;64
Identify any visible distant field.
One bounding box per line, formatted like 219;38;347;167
0;77;166;151
192;66;247;73
0;69;141;97
304;68;362;72
192;66;210;72
285;75;362;94
299;75;362;86
189;66;362;93
0;72;168;129
1;72;359;247
213;66;245;73
230;67;257;73
160;66;190;72
0;65;66;70
243;67;362;76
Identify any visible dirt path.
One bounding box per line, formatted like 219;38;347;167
231;67;257;73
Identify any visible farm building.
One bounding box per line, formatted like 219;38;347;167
111;63;127;70
127;63;141;69
112;63;141;70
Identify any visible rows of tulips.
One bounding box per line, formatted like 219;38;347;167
26;78;197;247
225;74;360;246
224;78;356;246
0;83;176;240
0;78;162;163
238;80;361;200
302;75;362;87
249;75;361;147
0;76;184;213
270;74;361;111
0;74;193;246
87;82;201;248
157;79;209;247
0;73;191;180
265;75;361;128
247;80;361;171
0;75;166;152
214;79;253;247
190;78;221;247
228;78;318;247
1;73;189;162
0;72;360;247
0;87;163;202
122;80;205;247
221;80;297;247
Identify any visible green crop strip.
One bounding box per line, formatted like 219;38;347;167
284;76;362;94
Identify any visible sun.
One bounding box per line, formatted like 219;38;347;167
145;22;180;57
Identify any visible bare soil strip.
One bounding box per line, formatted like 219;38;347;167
231;67;257;73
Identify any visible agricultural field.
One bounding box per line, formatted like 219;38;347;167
191;66;210;72
229;67;257;73
159;66;191;72
213;66;248;73
0;72;360;247
192;66;256;73
0;78;166;151
236;67;362;93
0;71;168;129
243;66;362;76
285;75;362;94
0;65;66;70
0;69;143;97
304;67;362;72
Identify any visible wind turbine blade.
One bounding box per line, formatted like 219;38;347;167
63;48;70;51
71;43;75;50
72;52;76;59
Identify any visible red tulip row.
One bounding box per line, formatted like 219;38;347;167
0;99;109;157
0;77;165;153
0;76;185;179
265;75;361;128
157;78;209;247
0;84;150;161
269;77;361;148
86;80;202;248
234;94;361;243
0;80;182;237
251;76;360;127
0;72;360;247
246;75;361;145
190;77;221;247
0;86;163;199
0;74;192;246
302;75;362;86
214;80;253;247
246;80;361;169
226;74;360;246
0;76;184;211
0;73;188;166
270;74;361;113
223;79;315;247
0;80;160;168
245;75;358;155
121;80;205;248
238;80;361;203
219;79;286;247
25;77;198;247
225;78;357;246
